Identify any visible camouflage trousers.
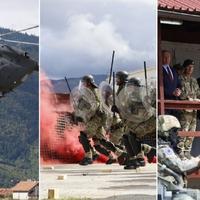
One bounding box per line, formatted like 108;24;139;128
85;114;105;139
84;115;122;159
125;116;156;159
125;116;156;138
84;114;106;158
109;127;125;156
178;111;197;156
110;127;124;146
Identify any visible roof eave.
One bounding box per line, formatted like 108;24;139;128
158;9;200;22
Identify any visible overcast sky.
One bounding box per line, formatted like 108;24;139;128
41;0;156;79
0;0;39;36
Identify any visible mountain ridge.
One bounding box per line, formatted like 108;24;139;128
0;27;39;187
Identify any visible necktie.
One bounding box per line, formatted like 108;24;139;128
167;66;173;81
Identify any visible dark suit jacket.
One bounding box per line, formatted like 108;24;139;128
163;66;181;100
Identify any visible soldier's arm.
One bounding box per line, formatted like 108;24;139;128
179;80;189;100
195;79;200;99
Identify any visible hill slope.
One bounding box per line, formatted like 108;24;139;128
0;27;39;187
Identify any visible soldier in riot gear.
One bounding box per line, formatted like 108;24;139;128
111;71;129;114
116;71;129;95
116;77;156;169
72;75;118;165
99;81;127;165
81;75;98;88
158;115;200;200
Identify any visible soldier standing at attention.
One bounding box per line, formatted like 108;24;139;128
178;59;200;159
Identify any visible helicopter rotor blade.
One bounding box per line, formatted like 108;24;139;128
0;25;39;37
0;38;39;46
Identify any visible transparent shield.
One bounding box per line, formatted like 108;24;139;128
116;85;155;123
70;86;98;122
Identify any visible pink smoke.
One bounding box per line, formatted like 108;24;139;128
40;73;107;165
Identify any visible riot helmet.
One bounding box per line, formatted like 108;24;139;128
158;115;181;147
116;71;128;85
127;77;141;87
81;75;98;88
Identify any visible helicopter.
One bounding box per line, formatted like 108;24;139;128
0;25;39;96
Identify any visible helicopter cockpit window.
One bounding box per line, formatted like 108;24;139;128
24;52;30;59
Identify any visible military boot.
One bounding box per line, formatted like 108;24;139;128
92;153;100;161
79;157;93;165
91;146;100;161
124;158;139;170
106;154;117;164
106;158;117;164
137;157;146;167
117;152;128;165
146;147;156;163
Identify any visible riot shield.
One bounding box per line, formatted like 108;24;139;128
99;81;114;129
70;86;98;122
116;84;155;123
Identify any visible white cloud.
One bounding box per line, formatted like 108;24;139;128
63;14;133;58
41;0;156;78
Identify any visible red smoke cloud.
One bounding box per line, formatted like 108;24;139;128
40;73;107;165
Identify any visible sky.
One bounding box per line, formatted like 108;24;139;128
41;0;157;79
0;0;39;36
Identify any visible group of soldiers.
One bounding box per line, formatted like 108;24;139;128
158;51;200;199
71;71;156;169
162;50;200;160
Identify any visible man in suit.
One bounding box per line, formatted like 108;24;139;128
162;50;181;100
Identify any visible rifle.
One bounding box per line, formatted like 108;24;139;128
109;50;115;84
144;61;148;96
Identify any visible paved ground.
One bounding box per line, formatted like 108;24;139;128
40;163;156;200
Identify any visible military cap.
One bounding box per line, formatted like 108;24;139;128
183;59;195;68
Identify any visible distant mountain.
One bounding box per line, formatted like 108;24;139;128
0;27;38;187
45;74;107;94
0;27;39;60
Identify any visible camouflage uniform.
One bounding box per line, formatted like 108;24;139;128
99;81;126;161
75;76;117;165
109;115;124;145
86;88;121;161
84;87;106;139
124;116;156;159
179;75;200;158
106;114;126;158
158;115;200;190
124;84;156;159
116;78;156;168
